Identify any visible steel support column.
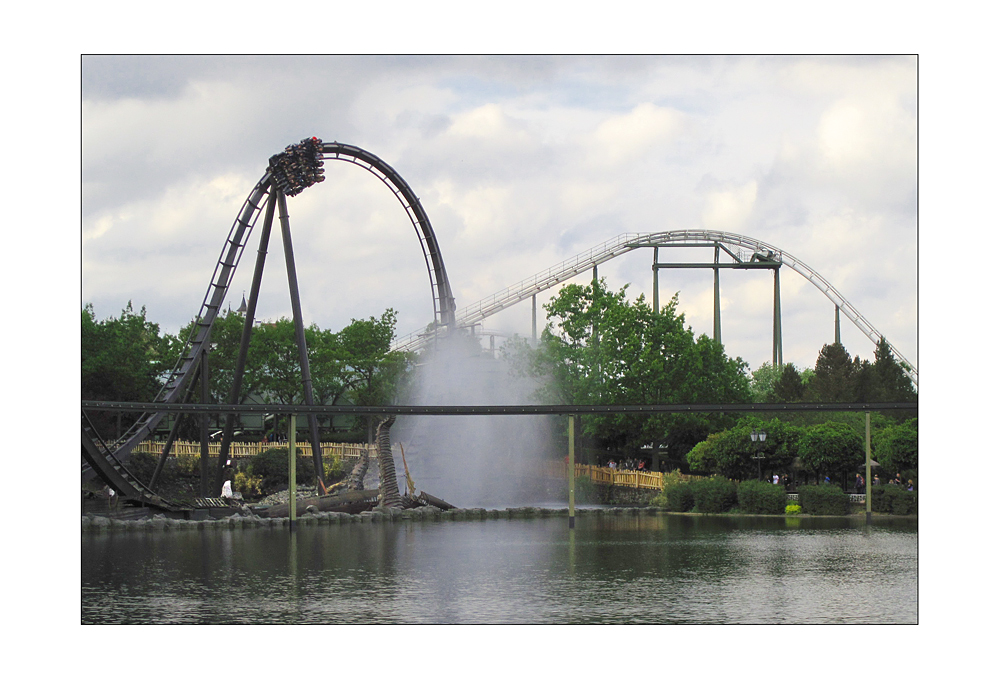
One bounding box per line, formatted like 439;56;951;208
652;247;659;314
835;305;842;345
149;367;202;491
713;245;721;344
531;294;537;346
200;347;210;497
773;267;783;367
216;187;278;494
276;191;324;482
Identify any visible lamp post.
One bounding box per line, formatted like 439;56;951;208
750;429;767;481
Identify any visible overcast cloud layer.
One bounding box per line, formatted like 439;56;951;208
82;55;917;377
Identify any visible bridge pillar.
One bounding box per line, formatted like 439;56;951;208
713;245;722;344
773;267;783;367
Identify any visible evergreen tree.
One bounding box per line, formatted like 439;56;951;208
872;337;917;402
808;343;856;402
771;363;805;403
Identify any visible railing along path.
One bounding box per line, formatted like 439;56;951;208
545;462;675;491
132;440;376;461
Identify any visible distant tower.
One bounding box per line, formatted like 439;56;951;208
237;293;247;315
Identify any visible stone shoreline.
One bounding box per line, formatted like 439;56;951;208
80;505;913;532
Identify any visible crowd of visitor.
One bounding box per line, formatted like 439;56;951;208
606;458;648;471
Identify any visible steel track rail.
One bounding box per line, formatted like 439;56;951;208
396;230;917;386
84;141;457;486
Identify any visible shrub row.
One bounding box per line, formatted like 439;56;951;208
736;480;789;514
651;478;877;516
871;485;918;515
797;484;849;515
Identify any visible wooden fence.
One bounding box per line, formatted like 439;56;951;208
132;440;377;461
545;462;668;491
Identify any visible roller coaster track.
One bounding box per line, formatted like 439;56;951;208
82;142;457;496
395;230;917;386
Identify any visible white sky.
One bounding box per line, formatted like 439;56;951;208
83;55;916;376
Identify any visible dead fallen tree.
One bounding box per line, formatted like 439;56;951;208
262;489;380;518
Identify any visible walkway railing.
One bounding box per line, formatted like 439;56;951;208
132;440;377;461
545;462;674;491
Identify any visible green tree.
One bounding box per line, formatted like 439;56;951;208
798;421;864;481
873;418;918;474
686;416;800;480
82;302;177;439
750;362;783;402
771;363;806;403
807;343;856;402
872;337;917;402
521;280;751;455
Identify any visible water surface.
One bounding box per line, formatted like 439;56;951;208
82;514;917;624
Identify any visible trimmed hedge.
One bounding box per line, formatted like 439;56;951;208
691;477;738;513
872;485;918;515
737;480;788;514
797;484;849;515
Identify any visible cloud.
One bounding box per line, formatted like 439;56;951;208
81;56;916;377
701;181;758;231
587;103;685;166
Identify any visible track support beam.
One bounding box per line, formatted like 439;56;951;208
773;267;782;367
217;187;278;494
276;191;324;482
713;245;722;344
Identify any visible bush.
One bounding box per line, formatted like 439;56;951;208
872;485;918;515
234;471;264;499
691;477;738;513
323;457;346;485
123;452;159;480
785;504;802;515
737;480;788;514
174;455;201;474
246;446;313;493
664;483;695;512
573;474;598;503
798;484;849;515
322;431;368;444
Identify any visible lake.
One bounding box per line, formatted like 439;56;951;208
81;512;917;624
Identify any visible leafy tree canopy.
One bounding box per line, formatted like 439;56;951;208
873;417;918;474
507;279;751;453
798;421;864;477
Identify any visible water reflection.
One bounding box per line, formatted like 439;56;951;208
82;514;916;624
